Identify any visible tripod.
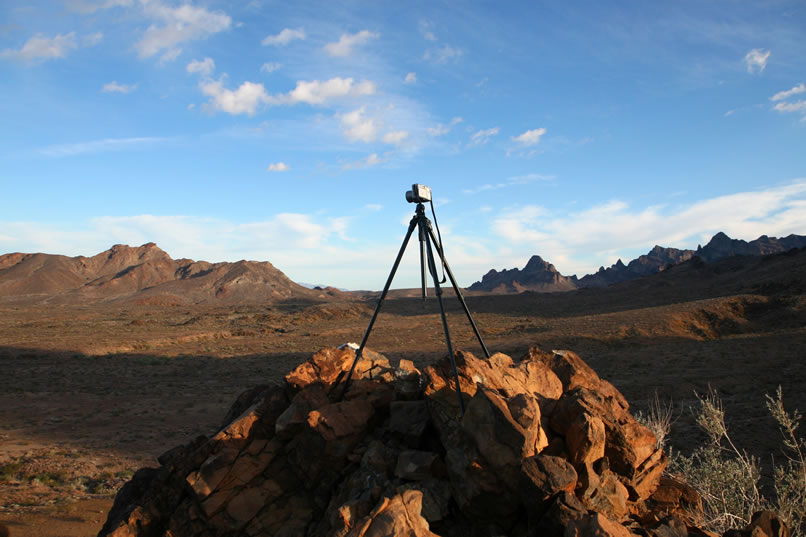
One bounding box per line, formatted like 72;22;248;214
339;202;490;414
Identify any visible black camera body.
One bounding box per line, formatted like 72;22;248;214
405;184;432;203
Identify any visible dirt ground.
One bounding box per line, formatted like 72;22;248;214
1;287;805;537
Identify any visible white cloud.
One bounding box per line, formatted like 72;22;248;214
512;128;547;146
186;57;215;76
284;77;376;105
267;162;289;172
491;179;806;276
324;30;379;57
365;204;383;211
383;130;409;145
773;101;806;113
38;137;170;157
771;83;806;102
260;62;281;73
744;48;770;74
200;78;271;116
198;76;376;115
136;2;231;59
428;116;462;136
1;32;78;61
424;44;463;64
338;107;377;142
261;27;305;46
469;127;500;146
404;72;417;84
343;153;385;170
102;81;137;93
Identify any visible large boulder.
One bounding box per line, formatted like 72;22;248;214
97;345;735;537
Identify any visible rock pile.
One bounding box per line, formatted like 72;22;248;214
97;346;781;537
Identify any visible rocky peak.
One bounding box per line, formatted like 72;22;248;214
523;255;557;274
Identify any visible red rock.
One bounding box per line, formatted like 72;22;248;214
344;490;439;537
520;454;577;503
566;512;640;537
565;412;606;465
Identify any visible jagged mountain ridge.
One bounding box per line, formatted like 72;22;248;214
0;243;345;305
469;232;806;293
468;255;579;293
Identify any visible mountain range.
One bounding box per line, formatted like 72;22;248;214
468;232;806;293
0;243;345;305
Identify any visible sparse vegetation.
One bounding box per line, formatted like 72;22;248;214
634;391;675;450
669;387;806;535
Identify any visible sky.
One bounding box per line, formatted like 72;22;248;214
1;0;805;290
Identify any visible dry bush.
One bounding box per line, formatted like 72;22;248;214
635;391;675;450
766;387;806;535
670;387;806;536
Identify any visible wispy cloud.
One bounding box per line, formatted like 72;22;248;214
404;72;417;84
260;62;281;73
771;83;805;102
468;127;499;147
261;27;305;46
83;32;104;47
424;44;463;64
343;153;385;170
1;32;79;61
383;130;409;145
770;83;806;120
511;128;547;146
463;173;554;194
102;81;137;93
744;48;770;74
428;117;462;137
38;137;171;157
324;30;379;57
136;2;231;61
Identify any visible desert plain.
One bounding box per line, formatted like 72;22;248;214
1;248;805;537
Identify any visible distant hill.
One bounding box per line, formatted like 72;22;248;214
467;255;578;293
468;232;806;293
0;243;347;305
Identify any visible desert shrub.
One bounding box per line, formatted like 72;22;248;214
765;387;806;535
635;392;675;450
670;388;765;533
669;387;806;536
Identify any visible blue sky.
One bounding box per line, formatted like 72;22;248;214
1;0;805;289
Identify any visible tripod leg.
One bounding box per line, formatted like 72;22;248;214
424;225;466;415
339;216;418;399
419;223;427;299
426;226;491;359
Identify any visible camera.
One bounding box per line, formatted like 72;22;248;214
405;184;432;203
